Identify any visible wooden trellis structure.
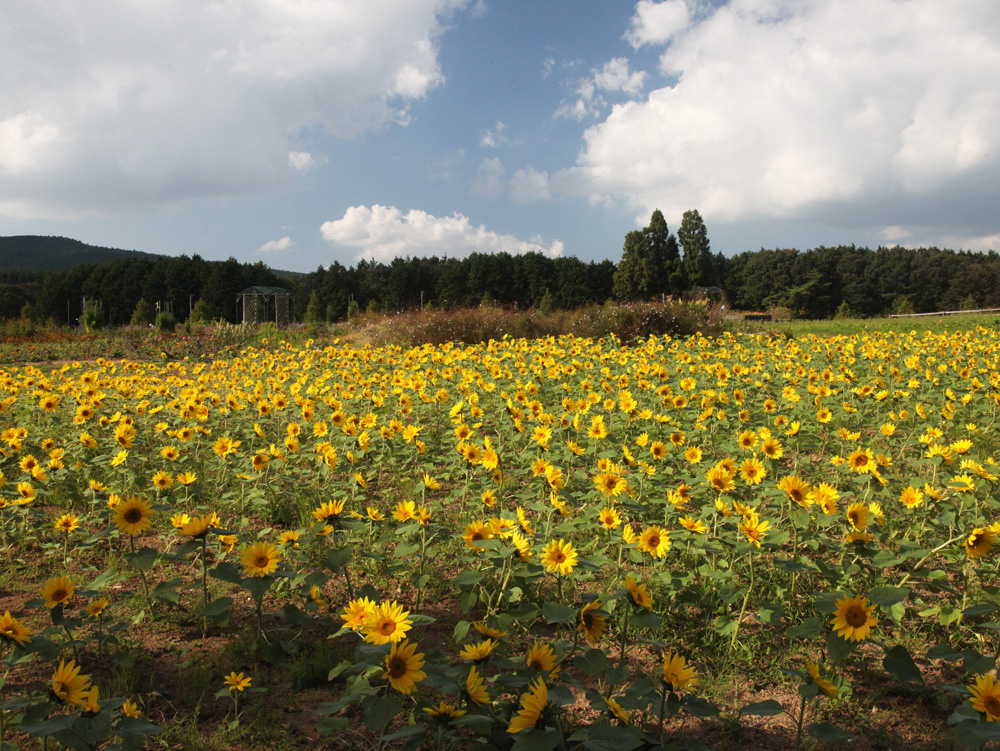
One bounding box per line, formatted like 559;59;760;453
237;286;292;328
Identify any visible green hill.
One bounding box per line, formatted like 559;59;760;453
0;236;162;271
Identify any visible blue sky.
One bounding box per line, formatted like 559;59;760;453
1;0;999;273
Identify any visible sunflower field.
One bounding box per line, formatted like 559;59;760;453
1;324;1000;750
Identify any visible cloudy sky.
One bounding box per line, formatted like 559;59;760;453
1;0;998;272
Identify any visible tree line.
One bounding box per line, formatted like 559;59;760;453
0;211;998;324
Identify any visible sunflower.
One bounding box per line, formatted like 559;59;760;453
459;638;499;662
965;527;997;559
508;678;548;734
576;600;607;643
362;600;413;645
151;471;173;490
511;532;532;562
51;660;91;706
341;597;377;631
845;502;870;532
969;673;1000;721
679;516;708;534
662;651;698;693
706;465;735;494
54;514;80;533
525;642;559;674
465;666;491;705
473;621;508;639
41;576;74;608
0;610;32;646
312;500;345;526
240;541;281;577
393;500;416;522
739;457;767;485
176;472;197;486
624;575;653;610
605;695;630;723
778;475;811;506
423;701;466;722
637;525;671;559
224;672;252;692
383;640;426;694
830;594;877;642
122;698;141;718
593;470;626;497
113;495;154;536
178;514;216;539
805;660;838;698
85;598;108;619
739;516;770;547
598;506;622;530
463;521;494;549
541;538;578;576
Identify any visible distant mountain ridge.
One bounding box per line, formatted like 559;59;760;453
0;236;163;271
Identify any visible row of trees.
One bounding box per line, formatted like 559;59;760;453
20;256;283;325
2;209;999;324
722;245;1000;318
291;254;616;322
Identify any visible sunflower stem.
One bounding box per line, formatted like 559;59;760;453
793;695;807;751
731;550;754;648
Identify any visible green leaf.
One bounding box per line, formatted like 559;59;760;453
741;699;785;716
453;570;483;589
209;561;243;585
629;610;661;631
785;617;823;640
574;649;608;677
362;694;401;731
324;547;352;572
581;723;643;751
827;632;858;663
868;586;910;607
125;547;159;572
20;714;79;736
712;615;738;637
808;722;851;742
511;728;562;751
198;597;234;618
964;603;998;617
150;578;183;605
452;620;471;644
114;716;163;739
87;568;120;590
684;696;720;717
541;601;577;625
870;550;905;568
883;644;923;683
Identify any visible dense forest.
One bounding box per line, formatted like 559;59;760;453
1;220;998;325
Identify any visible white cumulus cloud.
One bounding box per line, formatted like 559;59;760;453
626;0;691;47
320;204;564;262
555;0;1000;247
555;57;645;120
0;0;467;218
480;121;508;148
510;168;550;203
257;236;294;253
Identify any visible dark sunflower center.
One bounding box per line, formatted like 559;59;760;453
985;696;1000;716
379;620;395;635
254;555;269;567
124;509;142;524
551;552;565;563
387;656;407;678
845;606;868;627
